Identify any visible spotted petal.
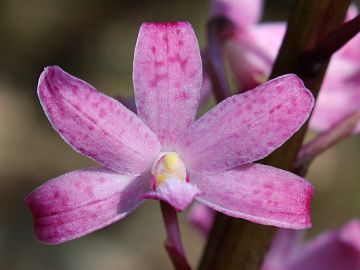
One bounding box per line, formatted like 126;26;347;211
26;167;150;244
133;22;202;149
176;74;314;173
192;163;314;229
38;66;161;174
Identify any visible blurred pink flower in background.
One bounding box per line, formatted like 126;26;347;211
212;0;360;132
26;22;315;245
188;207;360;270
187;203;215;235
261;219;360;270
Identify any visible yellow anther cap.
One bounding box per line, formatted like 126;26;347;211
164;152;180;170
152;152;186;188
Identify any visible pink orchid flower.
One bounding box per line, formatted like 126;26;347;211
212;0;360;132
262;219;360;270
26;22;314;245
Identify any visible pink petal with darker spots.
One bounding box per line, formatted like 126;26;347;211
38;66;161;174
210;0;263;28
26;167;150;244
119;67;212;113
192;163;314;229
285;220;360;270
176;74;314;173
143;177;202;211
133;22;202;149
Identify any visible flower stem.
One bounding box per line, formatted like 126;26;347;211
295;109;360;176
307;14;360;63
160;201;191;270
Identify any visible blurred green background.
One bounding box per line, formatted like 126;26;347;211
0;0;359;269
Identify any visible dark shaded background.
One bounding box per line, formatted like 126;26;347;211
0;0;359;269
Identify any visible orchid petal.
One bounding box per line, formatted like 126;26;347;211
261;229;304;270
26;167;150;244
143;177;202;211
187;203;215;236
285;220;360;270
192;163;314;229
210;0;263;28
310;64;360;132
38;66;161;174
335;5;360;64
334;34;360;65
133;22;202;149
346;4;359;21
119;67;212;114
225;22;286;90
176;74;314;173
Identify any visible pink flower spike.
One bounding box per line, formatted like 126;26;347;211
176;74;314;173
26;168;149;244
38;66;161;174
283;220;360;270
133;22;202;149
210;0;263;28
144;177;202;211
192;164;314;229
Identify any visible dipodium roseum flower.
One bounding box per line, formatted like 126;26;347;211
211;0;360;132
26;22;315;245
261;220;360;270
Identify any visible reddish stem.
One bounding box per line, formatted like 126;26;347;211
295;109;360;176
307;14;360;63
160;201;191;270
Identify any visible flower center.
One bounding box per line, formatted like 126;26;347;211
151;152;187;188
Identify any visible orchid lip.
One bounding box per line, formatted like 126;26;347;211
151;152;187;190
